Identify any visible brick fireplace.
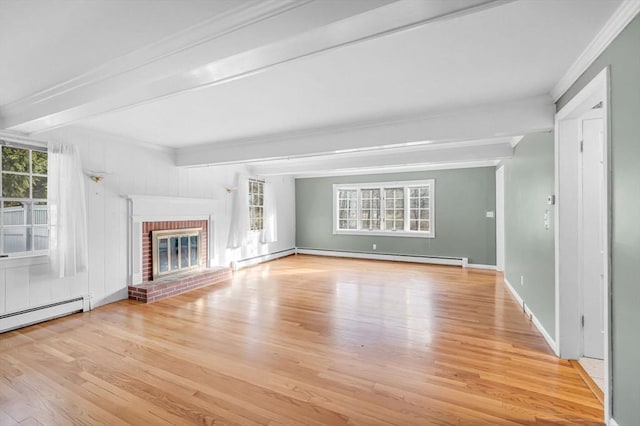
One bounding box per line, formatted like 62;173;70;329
141;220;208;282
127;195;230;303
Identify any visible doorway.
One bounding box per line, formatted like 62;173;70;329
555;67;610;421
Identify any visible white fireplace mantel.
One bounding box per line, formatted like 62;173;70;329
126;195;223;285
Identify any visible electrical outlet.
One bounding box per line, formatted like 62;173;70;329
372;243;376;250
520;275;524;286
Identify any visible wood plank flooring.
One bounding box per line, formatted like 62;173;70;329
0;255;603;425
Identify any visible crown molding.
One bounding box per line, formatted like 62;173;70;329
550;0;640;102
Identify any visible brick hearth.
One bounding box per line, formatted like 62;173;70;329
128;267;232;303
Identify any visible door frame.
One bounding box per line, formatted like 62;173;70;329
495;165;505;272
554;67;611;421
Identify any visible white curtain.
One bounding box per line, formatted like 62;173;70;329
48;142;89;278
260;179;277;244
227;173;249;249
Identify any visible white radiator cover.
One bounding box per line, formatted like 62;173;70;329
0;296;89;333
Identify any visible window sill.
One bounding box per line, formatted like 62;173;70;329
0;252;49;269
333;230;434;238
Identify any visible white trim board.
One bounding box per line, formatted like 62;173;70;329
295;248;468;267
609;418;620;426
233;248;296;270
551;0;640;101
503;278;559;356
467;263;497;271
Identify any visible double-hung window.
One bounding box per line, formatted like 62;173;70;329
333;179;435;238
248;179;264;231
0;142;48;255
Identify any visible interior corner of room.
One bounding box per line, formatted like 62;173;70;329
1;0;639;424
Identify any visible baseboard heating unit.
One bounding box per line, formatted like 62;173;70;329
295;248;468;267
0;296;89;333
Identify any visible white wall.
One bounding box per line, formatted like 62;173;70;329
0;125;295;318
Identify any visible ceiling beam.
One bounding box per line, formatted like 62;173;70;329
3;0;505;134
176;95;553;167
248;140;513;177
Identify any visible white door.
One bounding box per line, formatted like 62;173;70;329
580;114;605;360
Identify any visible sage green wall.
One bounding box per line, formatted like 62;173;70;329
503;132;555;337
295;168;496;265
557;15;640;425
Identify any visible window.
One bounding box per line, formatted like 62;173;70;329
333;180;434;238
0;143;48;254
248;179;264;231
337;189;357;230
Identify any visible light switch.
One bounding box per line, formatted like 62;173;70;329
547;195;556;205
486;211;495;218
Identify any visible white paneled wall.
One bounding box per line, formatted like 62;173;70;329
0;125;296;312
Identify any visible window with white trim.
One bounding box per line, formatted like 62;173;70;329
333;180;434;238
0;141;48;254
248;179;264;231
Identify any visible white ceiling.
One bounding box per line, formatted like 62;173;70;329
0;0;627;173
0;0;243;104
78;0;618;147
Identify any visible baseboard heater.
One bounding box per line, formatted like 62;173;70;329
233;248;296;270
0;297;88;334
295;248;468;267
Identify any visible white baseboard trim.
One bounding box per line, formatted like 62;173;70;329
609;418;619;426
0;297;85;333
234;248;296;270
295;248;467;267
503;278;559;356
467;263;497;270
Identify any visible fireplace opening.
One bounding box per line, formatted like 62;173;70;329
152;228;202;279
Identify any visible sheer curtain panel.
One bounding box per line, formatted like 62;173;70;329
48;142;89;278
260;179;277;244
227;173;249;249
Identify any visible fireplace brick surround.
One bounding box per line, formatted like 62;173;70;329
142;220;208;282
129;219;231;303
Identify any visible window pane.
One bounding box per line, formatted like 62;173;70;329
180;236;189;268
419;221;430;232
33;202;48;225
34;227;48;251
3;201;27;225
420;209;429;219
410;188;419;198
190;236;198;266
2;173;30;198
419;187;428;197
32;151;47;174
409;220;418;231
348;220;357;229
2;147;29;173
170;237;179;270
158;238;169;273
32;176;47;199
3;226;31;253
420;197;428;208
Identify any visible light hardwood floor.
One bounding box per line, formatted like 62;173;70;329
0;255;603;425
